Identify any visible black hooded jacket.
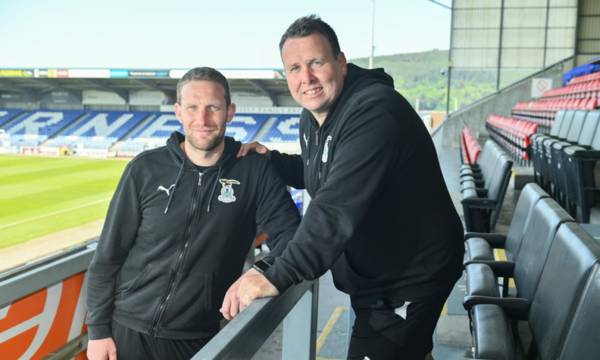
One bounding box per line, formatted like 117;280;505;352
264;63;464;301
86;132;300;340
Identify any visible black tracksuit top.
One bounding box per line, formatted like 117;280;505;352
264;64;465;301
86;132;300;339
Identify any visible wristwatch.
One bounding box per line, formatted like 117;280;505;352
252;257;274;274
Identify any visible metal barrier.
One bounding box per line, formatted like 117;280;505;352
192;280;319;360
0;241;96;307
0;242;95;359
1;241;319;360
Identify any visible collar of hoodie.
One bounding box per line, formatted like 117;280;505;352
162;131;239;214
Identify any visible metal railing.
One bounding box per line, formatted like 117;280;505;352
1;241;319;360
192;280;319;360
0;241;96;308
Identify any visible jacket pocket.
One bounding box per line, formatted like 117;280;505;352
119;263;152;295
332;253;379;293
160;272;216;331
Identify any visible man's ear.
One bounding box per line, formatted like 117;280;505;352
226;102;236;123
174;102;183;124
338;52;348;76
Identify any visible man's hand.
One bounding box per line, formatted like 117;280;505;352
220;269;279;320
237;141;270;158
87;337;117;360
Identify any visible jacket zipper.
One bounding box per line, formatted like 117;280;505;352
309;127;324;191
150;171;203;335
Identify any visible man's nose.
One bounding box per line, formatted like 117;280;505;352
299;67;316;84
194;109;209;125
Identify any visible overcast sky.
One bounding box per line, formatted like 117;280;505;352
0;0;451;69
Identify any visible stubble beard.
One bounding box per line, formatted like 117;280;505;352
188;130;225;153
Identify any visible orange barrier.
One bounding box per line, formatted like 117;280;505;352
0;272;88;360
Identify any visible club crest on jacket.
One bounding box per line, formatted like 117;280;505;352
218;179;240;203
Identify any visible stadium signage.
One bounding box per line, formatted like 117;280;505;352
128;70;169;78
0;273;88;359
0;69;34;78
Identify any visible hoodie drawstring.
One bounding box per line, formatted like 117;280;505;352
206;165;222;213
164;161;185;214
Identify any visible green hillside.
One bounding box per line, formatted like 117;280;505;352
351;50;497;111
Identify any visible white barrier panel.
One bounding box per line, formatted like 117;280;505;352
74;148;110;158
38;146;60;156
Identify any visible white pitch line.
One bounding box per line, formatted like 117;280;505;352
0;198;110;230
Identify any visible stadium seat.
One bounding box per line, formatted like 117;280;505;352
463;198;573;308
461;154;512;233
469;222;600;359
463;183;549;266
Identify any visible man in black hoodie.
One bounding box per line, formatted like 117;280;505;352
86;67;300;360
221;16;464;359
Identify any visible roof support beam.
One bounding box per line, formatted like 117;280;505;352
245;79;279;106
78;79;129;103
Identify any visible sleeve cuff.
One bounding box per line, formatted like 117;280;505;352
263;258;296;294
87;323;112;340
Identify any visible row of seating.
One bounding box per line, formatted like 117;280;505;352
510;70;600;134
460;140;513;232
485;115;538;166
462;183;600;359
0;109;302;153
567;69;600;85
512;98;598;131
542;79;600;99
563;62;600;85
531;110;600;222
460;126;481;165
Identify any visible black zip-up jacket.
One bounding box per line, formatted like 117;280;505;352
264;63;464;301
86;132;299;340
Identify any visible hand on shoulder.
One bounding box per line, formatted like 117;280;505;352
237;142;270;158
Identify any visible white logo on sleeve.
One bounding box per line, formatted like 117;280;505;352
394;301;411;320
157;184;175;196
303;132;309;148
218;179;241;203
321;135;333;163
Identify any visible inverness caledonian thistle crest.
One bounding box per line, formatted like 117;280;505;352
218;179;240;203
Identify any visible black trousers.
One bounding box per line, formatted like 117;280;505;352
347;292;450;360
112;321;213;360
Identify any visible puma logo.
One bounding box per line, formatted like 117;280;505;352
157;184;175;196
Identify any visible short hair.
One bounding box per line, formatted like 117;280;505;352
176;67;231;106
279;15;341;57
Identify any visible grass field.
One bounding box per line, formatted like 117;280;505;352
0;155;129;249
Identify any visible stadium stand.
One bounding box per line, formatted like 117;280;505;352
4;110;84;147
459;126;481;165
463;196;573;307
0;109;302;157
258;114;300;143
485;115;538;166
468;222;600;359
0;109;22;127
463;183;549;266
461;142;513;232
460;140;501;188
45;110;151;150
529;110;600;222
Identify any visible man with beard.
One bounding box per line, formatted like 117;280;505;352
86;67;300;360
221;16;464;360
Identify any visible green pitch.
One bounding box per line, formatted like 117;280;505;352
0;155;129;249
